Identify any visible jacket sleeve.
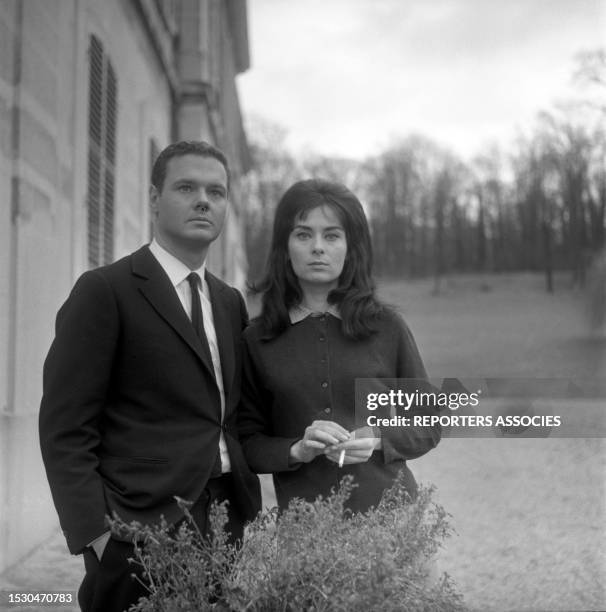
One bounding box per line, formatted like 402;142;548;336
237;334;300;474
378;314;442;464
39;270;119;554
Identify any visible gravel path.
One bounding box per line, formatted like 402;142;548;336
383;272;605;611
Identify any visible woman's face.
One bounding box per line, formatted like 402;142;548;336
287;205;347;292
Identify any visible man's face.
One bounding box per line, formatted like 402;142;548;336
150;154;229;251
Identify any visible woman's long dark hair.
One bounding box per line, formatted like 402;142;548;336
254;179;388;340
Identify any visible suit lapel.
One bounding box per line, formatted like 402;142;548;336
206;272;235;399
130;246;216;379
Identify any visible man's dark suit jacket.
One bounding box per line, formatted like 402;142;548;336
39;245;261;554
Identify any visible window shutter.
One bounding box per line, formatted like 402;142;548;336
87;35;118;268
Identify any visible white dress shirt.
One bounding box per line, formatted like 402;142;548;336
149;239;231;473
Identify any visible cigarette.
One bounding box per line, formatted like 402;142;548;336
338;431;353;468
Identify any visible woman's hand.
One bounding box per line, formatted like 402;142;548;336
289;420;351;464
324;426;380;465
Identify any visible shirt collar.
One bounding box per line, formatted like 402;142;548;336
148;239;206;288
289;303;341;324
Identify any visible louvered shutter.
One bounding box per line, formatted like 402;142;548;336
86;35;118;268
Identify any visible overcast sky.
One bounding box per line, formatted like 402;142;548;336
237;0;605;161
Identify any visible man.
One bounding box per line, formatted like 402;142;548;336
39;141;261;612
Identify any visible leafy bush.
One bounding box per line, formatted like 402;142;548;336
111;473;466;611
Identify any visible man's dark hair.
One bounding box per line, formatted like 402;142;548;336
151;140;230;192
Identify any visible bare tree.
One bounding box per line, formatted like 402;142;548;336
242;115;301;282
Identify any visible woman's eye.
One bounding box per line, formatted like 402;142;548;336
295;232;311;239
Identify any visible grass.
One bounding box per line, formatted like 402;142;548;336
381;271;605;379
1;272;604;611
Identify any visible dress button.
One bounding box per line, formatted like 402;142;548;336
319;335;326;342
321;381;328;388
324;407;331;414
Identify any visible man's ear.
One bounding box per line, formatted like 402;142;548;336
149;184;159;217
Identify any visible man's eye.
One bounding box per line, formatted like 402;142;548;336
209;189;224;198
178;185;192;193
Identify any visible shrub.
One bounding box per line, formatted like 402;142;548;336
110;473;466;611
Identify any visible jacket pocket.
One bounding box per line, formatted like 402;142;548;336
99;456;170;505
101;455;168;464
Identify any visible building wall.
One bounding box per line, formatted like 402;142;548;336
0;0;17;579
0;0;250;573
176;0;250;287
212;0;250;289
0;0;81;575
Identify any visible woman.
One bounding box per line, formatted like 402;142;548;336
238;179;440;513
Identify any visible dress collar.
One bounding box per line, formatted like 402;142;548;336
289;303;341;324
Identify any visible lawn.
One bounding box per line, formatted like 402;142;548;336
2;272;604;611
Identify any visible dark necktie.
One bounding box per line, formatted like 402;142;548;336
186;273;208;345
186;272;222;478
